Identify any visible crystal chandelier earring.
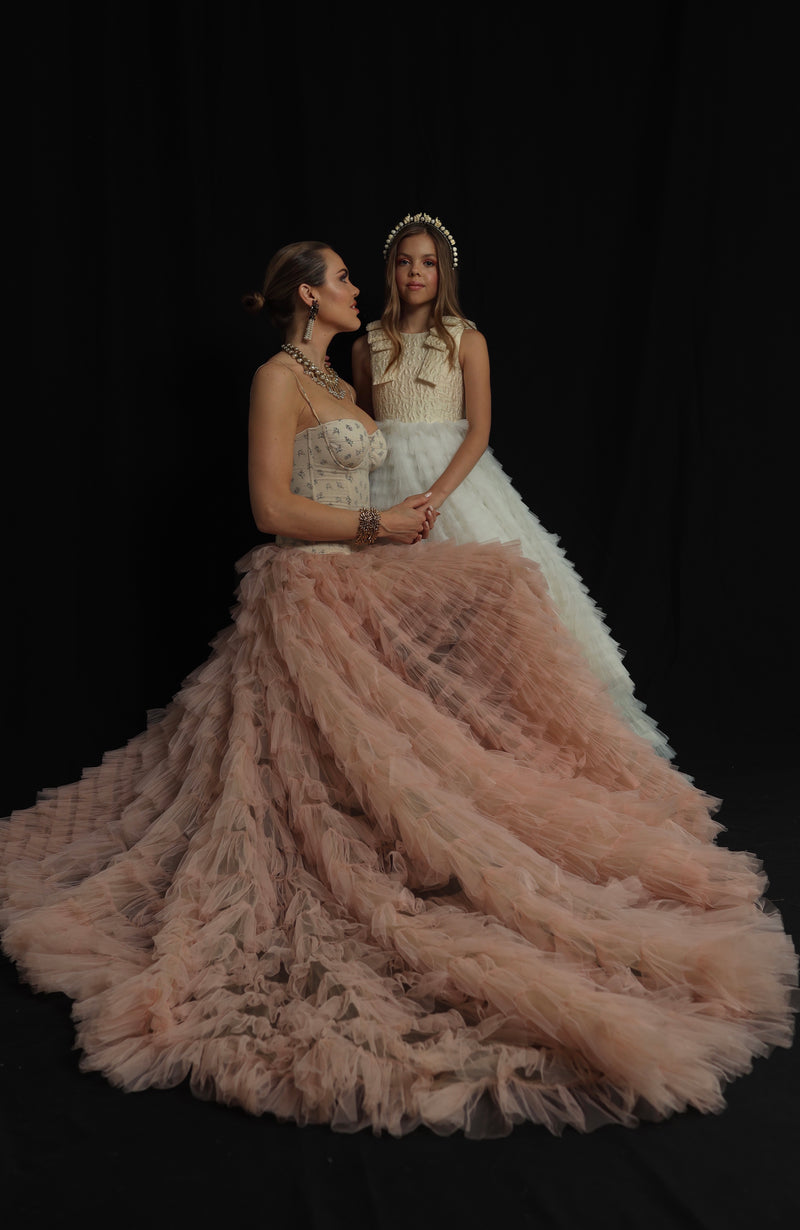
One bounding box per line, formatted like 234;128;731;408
303;297;319;342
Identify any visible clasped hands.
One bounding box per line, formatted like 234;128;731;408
379;493;440;544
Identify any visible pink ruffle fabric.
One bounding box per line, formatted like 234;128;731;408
0;540;796;1137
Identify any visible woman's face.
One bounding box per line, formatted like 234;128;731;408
394;231;439;308
312;249;361;333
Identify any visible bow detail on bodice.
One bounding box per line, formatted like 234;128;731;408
367;324;452;388
366;318;476;424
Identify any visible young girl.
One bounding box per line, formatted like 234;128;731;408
352;212;672;758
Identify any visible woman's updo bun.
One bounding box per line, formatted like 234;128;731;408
241;290;265;314
244;241;331;337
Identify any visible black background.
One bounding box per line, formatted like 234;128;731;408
2;3;798;1227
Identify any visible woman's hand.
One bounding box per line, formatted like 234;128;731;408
406;490;440;542
379;494;438;544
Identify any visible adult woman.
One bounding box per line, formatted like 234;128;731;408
352;212;672;756
0;240;795;1139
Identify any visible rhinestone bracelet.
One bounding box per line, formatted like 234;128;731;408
353;507;382;545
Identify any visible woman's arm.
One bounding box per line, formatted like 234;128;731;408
424;328;491;509
350;334;374;412
248;361;431;544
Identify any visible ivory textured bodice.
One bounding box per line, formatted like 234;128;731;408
367;317;475;423
275;418;387;553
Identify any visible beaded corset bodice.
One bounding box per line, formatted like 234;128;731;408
367;317;475;424
275;419;387;553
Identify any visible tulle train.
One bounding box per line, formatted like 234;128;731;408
0;540;795;1137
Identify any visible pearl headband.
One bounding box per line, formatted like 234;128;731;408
382;212;458;268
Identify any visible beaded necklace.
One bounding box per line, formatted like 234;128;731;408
280;342;346;400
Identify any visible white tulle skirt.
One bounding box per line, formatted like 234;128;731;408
1;538;795;1137
370;420;672;757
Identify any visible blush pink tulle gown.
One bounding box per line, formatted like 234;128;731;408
1;412;796;1138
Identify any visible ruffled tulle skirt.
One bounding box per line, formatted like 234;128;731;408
370;420;672;757
0;539;795;1137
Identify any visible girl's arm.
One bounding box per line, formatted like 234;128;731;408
351;335;374;413
248;362;431;544
425;328;491;509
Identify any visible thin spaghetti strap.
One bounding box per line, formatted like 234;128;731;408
275;361;360;473
292;372;323;425
277;361;323;425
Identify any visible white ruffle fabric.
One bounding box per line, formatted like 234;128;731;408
370;419;673;758
1;540;795;1138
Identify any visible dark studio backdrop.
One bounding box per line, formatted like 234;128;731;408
2;3;799;1227
4;2;796;813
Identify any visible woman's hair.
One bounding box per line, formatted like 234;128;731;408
242;240;331;338
380;224;468;369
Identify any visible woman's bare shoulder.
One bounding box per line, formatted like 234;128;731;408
252;355;297;385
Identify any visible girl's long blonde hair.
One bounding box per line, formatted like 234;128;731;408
380;224;469;370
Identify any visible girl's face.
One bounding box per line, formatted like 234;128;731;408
394;232;439;308
313;249;361;332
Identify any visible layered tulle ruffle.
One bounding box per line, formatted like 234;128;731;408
0;540;795;1136
369;419;673;757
